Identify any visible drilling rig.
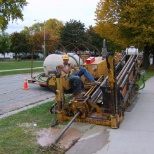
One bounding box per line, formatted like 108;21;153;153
51;46;142;133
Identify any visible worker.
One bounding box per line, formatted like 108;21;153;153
57;54;101;98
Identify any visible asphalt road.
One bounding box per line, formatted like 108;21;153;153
0;73;55;118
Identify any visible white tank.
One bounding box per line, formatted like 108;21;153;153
43;53;83;75
125;46;138;55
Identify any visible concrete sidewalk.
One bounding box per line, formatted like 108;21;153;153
66;76;154;154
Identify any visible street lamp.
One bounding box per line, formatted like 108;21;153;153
34;20;46;59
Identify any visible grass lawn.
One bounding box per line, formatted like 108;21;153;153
0;101;57;154
0;60;44;76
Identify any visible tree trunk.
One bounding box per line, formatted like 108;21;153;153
143;45;150;69
152;51;154;65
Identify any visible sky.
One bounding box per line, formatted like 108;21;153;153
6;0;100;34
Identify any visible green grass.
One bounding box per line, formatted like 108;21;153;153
0;101;57;154
0;60;43;70
0;60;44;76
137;69;154;88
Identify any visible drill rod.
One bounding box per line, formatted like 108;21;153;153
115;54;126;71
117;56;135;86
51;111;80;145
116;55;134;81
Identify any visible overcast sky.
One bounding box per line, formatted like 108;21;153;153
6;0;100;34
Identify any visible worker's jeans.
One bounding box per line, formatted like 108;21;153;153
69;67;94;93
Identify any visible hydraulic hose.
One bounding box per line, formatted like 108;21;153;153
139;76;145;90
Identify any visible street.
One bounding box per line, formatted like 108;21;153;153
0;73;55;118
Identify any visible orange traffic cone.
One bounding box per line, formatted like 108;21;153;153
22;76;29;90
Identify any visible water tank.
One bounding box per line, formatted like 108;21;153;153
43;53;83;75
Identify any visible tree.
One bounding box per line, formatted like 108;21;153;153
44;19;64;54
86;26;119;55
45;18;64;40
0;0;28;31
86;26;104;55
95;0;127;49
118;0;154;68
0;32;12;58
95;0;154;68
10;32;31;59
21;22;43;36
21;19;64;54
60;19;87;51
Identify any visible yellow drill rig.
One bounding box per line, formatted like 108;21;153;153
50;46;143;145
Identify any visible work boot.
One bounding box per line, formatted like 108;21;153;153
91;81;101;86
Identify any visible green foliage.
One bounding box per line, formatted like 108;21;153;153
119;0;154;48
95;0;154;49
0;0;28;30
21;23;43;36
95;0;154;68
95;0;127;49
21;19;64;54
30;32;44;51
60;19;87;51
10;32;31;58
45;18;64;40
86;26;103;53
0;31;11;54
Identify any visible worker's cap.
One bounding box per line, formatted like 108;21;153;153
62;54;69;60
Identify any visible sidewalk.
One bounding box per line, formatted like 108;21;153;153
66;76;154;154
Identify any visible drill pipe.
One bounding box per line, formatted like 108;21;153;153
120;62;135;89
90;88;102;103
90;76;108;99
90;77;108;104
84;75;104;97
123;73;138;104
115;54;126;72
120;55;138;89
117;56;135;86
92;91;102;104
51;111;80;145
116;55;134;81
83;95;90;103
